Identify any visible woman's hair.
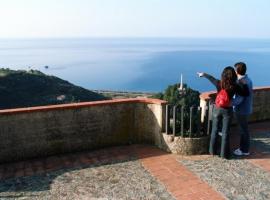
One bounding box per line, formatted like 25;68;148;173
221;66;237;91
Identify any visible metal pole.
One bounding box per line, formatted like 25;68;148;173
197;107;202;136
181;106;184;137
189;107;193;137
173;106;176;137
165;105;170;134
207;103;212;135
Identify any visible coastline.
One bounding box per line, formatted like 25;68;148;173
92;89;157;99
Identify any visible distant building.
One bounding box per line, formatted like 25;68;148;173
178;73;186;95
57;95;66;101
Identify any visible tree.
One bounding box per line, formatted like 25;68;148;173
163;83;200;108
153;83;201;137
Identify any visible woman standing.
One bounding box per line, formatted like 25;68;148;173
198;67;249;159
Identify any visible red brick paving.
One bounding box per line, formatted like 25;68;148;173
250;157;270;172
133;145;225;200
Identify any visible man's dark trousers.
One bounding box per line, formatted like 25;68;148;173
235;113;250;153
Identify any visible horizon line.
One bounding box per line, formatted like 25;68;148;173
0;36;270;40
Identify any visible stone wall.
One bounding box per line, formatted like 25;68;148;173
2;86;269;163
251;87;270;121
0;98;166;163
200;87;270;122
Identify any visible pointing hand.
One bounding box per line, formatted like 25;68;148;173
197;72;204;77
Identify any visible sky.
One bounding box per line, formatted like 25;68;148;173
0;0;270;38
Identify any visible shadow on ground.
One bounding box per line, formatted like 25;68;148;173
0;144;171;199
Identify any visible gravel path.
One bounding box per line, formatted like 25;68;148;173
178;131;270;200
0;160;175;200
180;157;270;200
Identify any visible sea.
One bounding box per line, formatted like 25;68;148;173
0;38;270;93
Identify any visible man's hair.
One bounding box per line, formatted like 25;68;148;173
234;62;247;75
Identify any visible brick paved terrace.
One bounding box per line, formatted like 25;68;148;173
0;121;269;200
0;87;270;199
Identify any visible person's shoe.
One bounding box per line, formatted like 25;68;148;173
218;132;222;136
233;148;250;156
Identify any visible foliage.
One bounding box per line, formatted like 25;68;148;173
154;83;202;137
163;83;200;108
0;68;108;109
151;92;164;100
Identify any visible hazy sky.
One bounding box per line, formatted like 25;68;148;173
0;0;269;38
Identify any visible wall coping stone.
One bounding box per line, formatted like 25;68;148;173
0;98;167;115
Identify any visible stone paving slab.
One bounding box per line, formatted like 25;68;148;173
0;146;175;200
0;160;174;200
179;156;270;200
231;121;270;173
0;144;226;200
246;131;270;173
0;121;269;200
177;121;270;200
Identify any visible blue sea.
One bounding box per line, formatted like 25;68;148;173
0;38;270;92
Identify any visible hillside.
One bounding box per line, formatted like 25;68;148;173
0;68;108;109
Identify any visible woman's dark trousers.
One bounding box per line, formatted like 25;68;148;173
209;106;233;159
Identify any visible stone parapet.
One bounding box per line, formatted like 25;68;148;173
0;98;166;163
